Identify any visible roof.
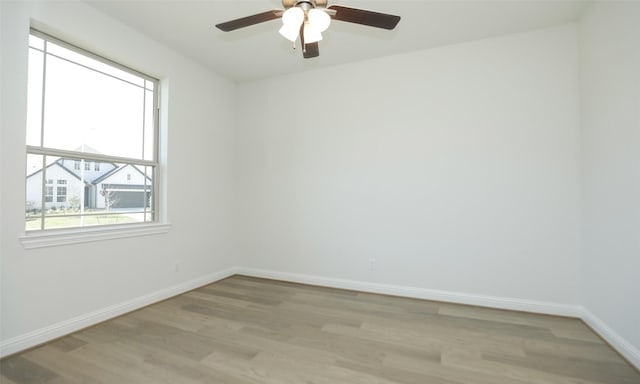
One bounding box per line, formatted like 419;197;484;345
92;163;152;184
26;161;85;183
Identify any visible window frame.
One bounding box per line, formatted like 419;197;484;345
22;29;168;245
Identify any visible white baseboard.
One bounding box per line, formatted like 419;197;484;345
581;308;640;369
0;267;238;358
236;267;583;318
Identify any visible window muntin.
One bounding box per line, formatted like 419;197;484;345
25;30;159;231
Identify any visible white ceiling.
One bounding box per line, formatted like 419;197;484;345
85;0;590;83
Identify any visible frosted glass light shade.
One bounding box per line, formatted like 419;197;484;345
307;9;331;32
280;7;304;42
303;23;323;44
282;7;304;26
279;23;300;42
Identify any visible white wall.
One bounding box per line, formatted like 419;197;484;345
236;25;582;307
580;2;640;363
0;1;237;353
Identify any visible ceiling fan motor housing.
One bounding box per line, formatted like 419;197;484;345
282;0;328;9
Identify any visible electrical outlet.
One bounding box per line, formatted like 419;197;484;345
174;260;182;272
368;258;377;271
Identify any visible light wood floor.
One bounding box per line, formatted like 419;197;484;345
1;275;639;383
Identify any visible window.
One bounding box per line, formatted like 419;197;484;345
56;187;67;202
25;30;159;231
45;186;53;202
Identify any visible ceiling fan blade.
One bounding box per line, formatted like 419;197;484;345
299;23;320;59
327;5;400;30
215;10;282;32
303;42;320;59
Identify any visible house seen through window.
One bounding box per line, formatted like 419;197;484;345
25;30;159;230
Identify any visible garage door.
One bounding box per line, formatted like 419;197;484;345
111;191;145;208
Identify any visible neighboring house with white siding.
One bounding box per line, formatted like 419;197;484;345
25;161;86;212
25;158;150;211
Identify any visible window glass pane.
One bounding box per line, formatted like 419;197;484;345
26;217;43;231
43;212;138;229
26;48;44;146
25;154;44;230
25;155;61;229
26;153;44;179
47;42;145;87
143;89;155;161
144;166;155;222
98;163;153;213
29;35;44;50
25;157;154;230
42;55;145;159
41;161;82;229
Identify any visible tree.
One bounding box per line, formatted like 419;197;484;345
25;200;37;214
68;194;81;211
100;189;119;210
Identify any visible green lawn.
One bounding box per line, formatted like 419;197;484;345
26;213;138;230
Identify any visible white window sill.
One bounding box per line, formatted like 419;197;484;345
20;223;172;249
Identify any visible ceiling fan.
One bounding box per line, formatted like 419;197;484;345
215;0;401;59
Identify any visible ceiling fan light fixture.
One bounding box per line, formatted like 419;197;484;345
307;8;331;32
216;3;401;59
303;22;323;44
